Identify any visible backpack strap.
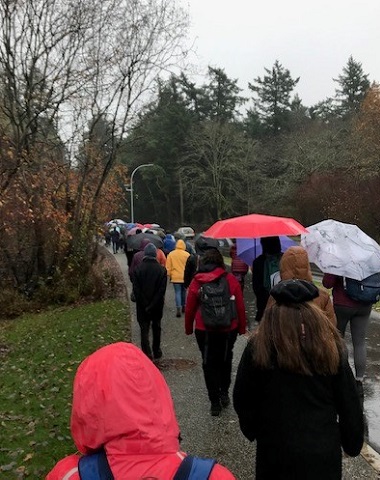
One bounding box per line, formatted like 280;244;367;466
78;449;114;480
173;455;216;480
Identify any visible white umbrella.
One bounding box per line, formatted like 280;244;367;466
300;219;380;281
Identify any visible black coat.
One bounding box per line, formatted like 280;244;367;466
133;258;167;311
233;341;363;480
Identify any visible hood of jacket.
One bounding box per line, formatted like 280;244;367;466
175;239;186;251
194;266;226;284
70;342;180;457
280;246;313;282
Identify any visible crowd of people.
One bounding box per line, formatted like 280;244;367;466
46;228;372;479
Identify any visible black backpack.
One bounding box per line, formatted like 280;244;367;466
343;273;380;304
199;274;233;329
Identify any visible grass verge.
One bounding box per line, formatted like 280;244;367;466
0;299;130;479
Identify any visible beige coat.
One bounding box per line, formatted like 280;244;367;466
267;246;336;325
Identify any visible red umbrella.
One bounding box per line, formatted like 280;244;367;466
203;213;308;239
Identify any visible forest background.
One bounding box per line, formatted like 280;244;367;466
1;0;380;315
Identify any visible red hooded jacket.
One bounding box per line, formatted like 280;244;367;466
185;267;247;335
46;343;235;480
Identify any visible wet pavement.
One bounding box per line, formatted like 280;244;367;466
110;247;380;479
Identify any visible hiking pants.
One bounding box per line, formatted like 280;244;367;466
136;303;164;359
195;329;238;404
334;303;371;379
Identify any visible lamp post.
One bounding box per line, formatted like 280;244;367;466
129;163;154;223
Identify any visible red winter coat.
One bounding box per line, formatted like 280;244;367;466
185;267;247;335
46;343;235;480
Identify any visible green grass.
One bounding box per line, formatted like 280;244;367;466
0;299;130;479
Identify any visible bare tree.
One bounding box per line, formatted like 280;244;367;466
0;0;189;292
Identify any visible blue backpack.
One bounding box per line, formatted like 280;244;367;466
343;273;380;304
78;450;216;479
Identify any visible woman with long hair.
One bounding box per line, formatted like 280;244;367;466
233;279;363;480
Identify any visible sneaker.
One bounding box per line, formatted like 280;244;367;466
210;401;221;416
220;393;230;408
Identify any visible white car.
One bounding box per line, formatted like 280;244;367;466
176;226;195;240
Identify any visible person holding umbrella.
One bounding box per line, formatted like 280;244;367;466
301;219;380;403
251;236;283;323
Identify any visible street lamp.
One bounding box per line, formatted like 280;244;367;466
129;163;154;223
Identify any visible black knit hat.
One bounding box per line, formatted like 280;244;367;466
271;279;319;304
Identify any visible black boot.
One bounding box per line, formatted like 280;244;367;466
210;401;221;416
176;307;181;318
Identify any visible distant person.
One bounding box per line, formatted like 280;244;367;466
229;242;249;292
110;227;120;254
184;235;219;288
185;249;247;416
322;272;372;402
163;232;176;256
233;279;363;480
133;243;167;360
166;239;190;318
46;342;235;479
125;228;142;266
251;236;283;322
129;238;166;282
266;246;336;325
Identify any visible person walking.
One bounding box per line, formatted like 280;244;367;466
46;342;236;479
166;239;190;318
322;272;372;401
229;242;249;292
266;246;336;325
185;249;247;416
233;279;363;480
184;235;219;288
110;227;120;254
251;236;283;323
132;243;167;360
129;238;166;282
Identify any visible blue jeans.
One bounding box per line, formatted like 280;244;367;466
173;283;186;308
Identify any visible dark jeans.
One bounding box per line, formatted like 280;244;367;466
136;303;164;359
195;329;238;404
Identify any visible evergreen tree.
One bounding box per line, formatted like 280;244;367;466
202;67;246;122
334;56;370;116
248;60;299;135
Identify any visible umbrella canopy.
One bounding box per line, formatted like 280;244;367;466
108;218;128;226
300;219;380;281
236;236;298;265
126;232;163;250
203;213;308;239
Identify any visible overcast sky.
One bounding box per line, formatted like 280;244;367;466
185;0;380;107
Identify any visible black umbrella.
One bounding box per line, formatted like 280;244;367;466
126;232;164;250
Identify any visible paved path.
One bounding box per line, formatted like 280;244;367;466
110;247;379;479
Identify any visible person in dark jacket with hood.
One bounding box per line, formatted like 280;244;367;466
184;235;219;288
233;279;363;480
251;236;283;322
133;243;167;360
185;249;247;416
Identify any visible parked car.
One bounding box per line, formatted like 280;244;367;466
176;226;195;240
